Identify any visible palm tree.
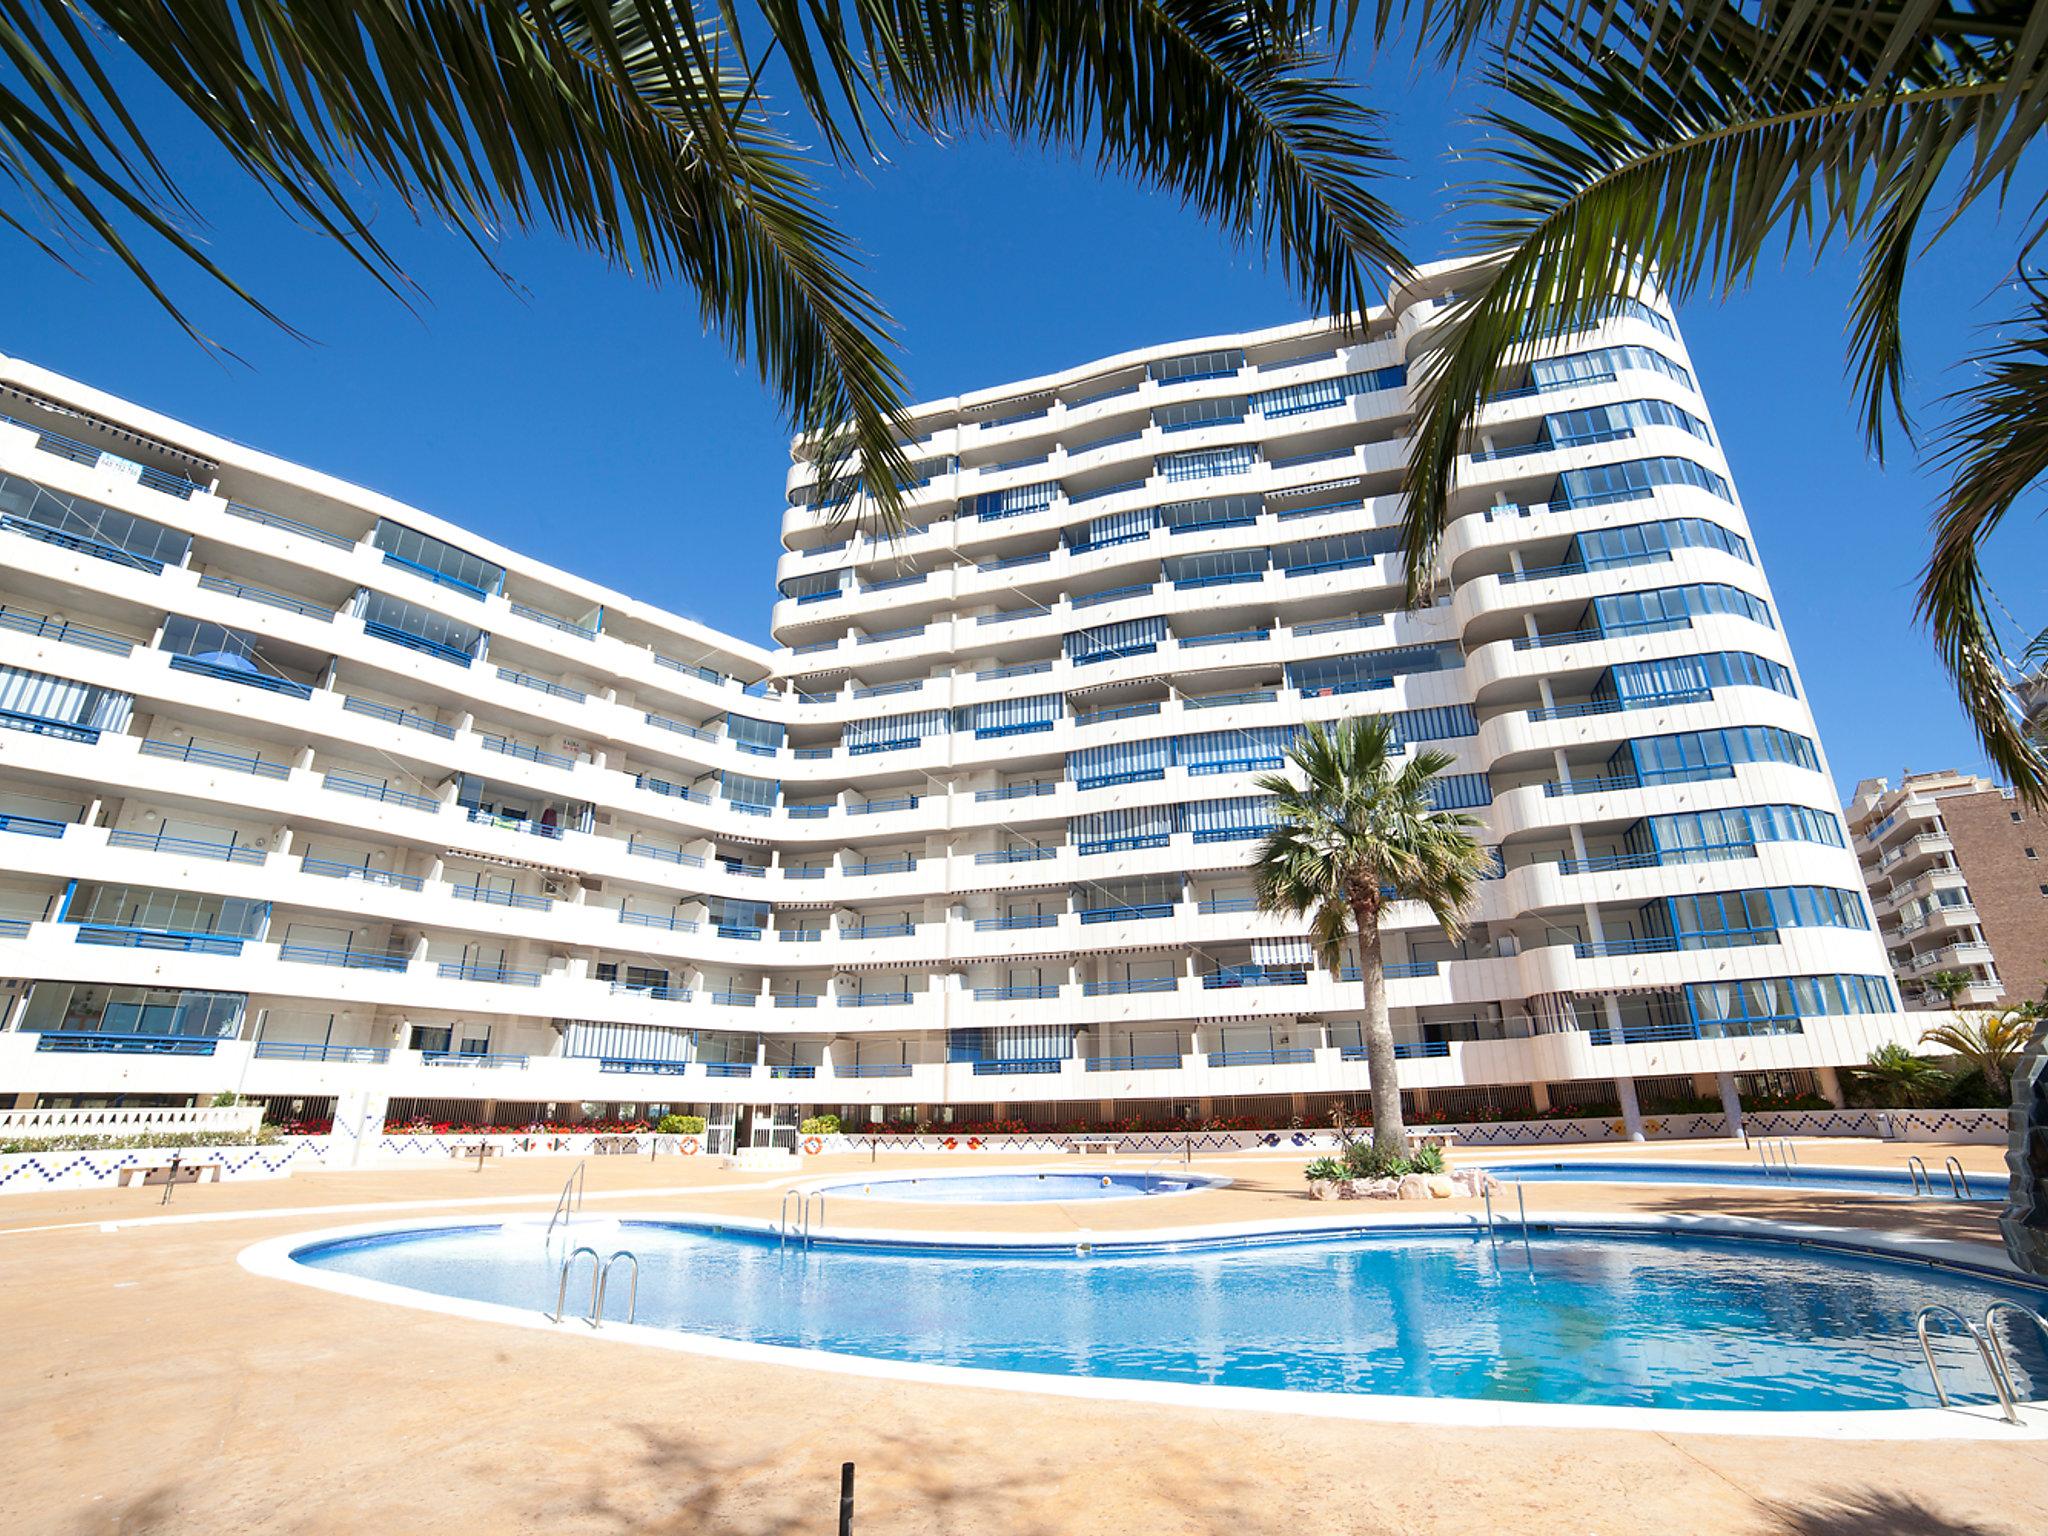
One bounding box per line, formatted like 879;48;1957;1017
1252;716;1490;1155
3;2;1404;527
1921;1009;2034;1099
1853;1043;1947;1109
1381;1;2048;802
1923;969;1974;1009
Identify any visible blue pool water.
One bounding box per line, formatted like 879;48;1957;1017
819;1171;1218;1202
297;1221;2048;1412
1487;1161;2002;1201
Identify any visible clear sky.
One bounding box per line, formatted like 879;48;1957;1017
2;43;2038;804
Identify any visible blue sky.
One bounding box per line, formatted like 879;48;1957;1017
1;43;2038;803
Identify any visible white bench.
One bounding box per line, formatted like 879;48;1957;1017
1067;1136;1121;1155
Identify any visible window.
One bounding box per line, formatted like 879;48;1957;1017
2028;848;2038;859
1551;455;1732;510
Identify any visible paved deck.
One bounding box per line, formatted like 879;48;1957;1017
2;1139;2040;1534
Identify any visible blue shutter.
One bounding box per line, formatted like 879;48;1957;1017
1069;737;1172;789
955;694;1063;737
1177;727;1296;775
1070;804;1176;853
1064;615;1167;664
1182;795;1277;842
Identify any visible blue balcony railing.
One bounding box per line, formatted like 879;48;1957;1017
610;982;690;1003
844;922;915;939
0;603;134;655
342;695;456;738
481;734;575;770
0;812;66;839
975;782;1057;802
323;772;440;812
770;1064;818;1078
301;857;424;891
709;990;758;1006
73;924;243;955
437;961;540;986
835;1061;913;1077
977;846;1058;864
1392;1040;1453;1060
138;738;291;779
106;829;266;865
168;653;314;697
254;1041;392;1064
1528;688;1711;723
1201;969;1307;990
839;992;913;1007
35;1031;218;1056
1083;977;1178;996
279;943;410;972
850;796;919;815
380;550;491;599
225;502;354;548
974;914;1060;932
195;573;336;621
594;1057;693;1075
496;666;586;703
1086;1053;1181;1071
971;984;1060;1001
362;619;474;666
619;909;698;932
450;883;552;911
421;1051;529;1068
1079;903;1173;924
970;1057;1064;1075
2;513;165;573
1207;1047;1314;1066
704;1060;755;1077
508;603;598;640
774;994;821;1009
1197;897;1256;914
1573;935;1684;959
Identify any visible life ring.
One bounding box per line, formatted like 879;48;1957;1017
803;1136;823;1156
679;1137;698;1155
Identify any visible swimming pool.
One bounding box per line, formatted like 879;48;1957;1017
283;1218;2048;1418
1486;1160;2001;1200
817;1170;1224;1202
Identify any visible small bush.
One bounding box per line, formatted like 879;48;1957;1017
1342;1141;1410;1180
799;1114;841;1135
654;1114;706;1135
1406;1144;1446;1175
0;1129;278;1154
209;1091;241;1107
1304;1156;1345;1183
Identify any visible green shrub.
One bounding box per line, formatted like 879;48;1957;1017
1406;1144;1446;1175
1304;1156;1345;1183
209;1090;241;1107
0;1128;278;1154
1342;1140;1410;1180
799;1114;841;1135
654;1114;706;1135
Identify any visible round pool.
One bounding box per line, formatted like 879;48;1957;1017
817;1170;1224;1202
275;1217;2048;1419
1486;1160;2001;1200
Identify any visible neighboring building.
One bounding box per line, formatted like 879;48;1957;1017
1846;769;2048;1009
0;260;1916;1147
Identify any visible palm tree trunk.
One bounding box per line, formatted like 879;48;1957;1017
1352;903;1407;1156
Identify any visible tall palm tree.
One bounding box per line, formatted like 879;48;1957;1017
1;2;1405;526
1923;969;1974;1009
1252;716;1489;1155
1921;1009;2034;1098
1379;0;2048;801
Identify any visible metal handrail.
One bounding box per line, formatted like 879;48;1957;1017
595;1250;640;1327
1757;1138;1797;1176
1916;1304;2019;1423
1981;1301;2048;1417
552;1246;601;1323
546;1161;586;1240
1907;1155;1932;1196
779;1187;826;1248
1944;1156;1974;1199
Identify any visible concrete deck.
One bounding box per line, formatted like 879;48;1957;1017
3;1139;2041;1534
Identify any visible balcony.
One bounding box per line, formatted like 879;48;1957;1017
34;1031;218;1055
167;652;313;698
106;828;265;866
1086;1053;1181;1071
362;618;474;666
421;1051;529;1068
279;943;410;972
0;603;134;656
1083;977;1177;996
969;1057;1065;1076
138;738;292;779
324;772;440;813
1206;1047;1314;1066
254;1042;392;1064
73;923;244;956
436;961;541;986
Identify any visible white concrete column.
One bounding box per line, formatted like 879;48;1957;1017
1815;1065;1845;1108
329;1089;389;1168
1615;1076;1645;1141
1715;1070;1745;1140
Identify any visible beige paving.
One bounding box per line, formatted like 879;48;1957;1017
1;1140;2040;1535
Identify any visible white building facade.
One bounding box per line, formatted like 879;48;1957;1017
0;264;1916;1146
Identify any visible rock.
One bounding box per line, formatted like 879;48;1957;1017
1425;1174;1455;1199
1335;1179;1358;1200
1362;1177;1401;1200
1307;1180;1337;1201
1397;1173;1430;1200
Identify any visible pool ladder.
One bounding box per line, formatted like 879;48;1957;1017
1914;1302;2048;1424
1906;1155;1974;1199
1755;1138;1799;1176
779;1187;825;1249
545;1160;587;1240
551;1245;639;1327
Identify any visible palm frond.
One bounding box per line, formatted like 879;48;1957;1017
1919;296;2048;803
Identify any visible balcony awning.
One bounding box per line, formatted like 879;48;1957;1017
1253;937;1315;967
0;385;220;474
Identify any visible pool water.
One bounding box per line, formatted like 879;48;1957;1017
297;1222;2048;1412
819;1171;1217;1202
1487;1161;2001;1200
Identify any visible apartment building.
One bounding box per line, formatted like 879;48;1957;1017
0;262;1916;1149
1846;768;2048;1008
